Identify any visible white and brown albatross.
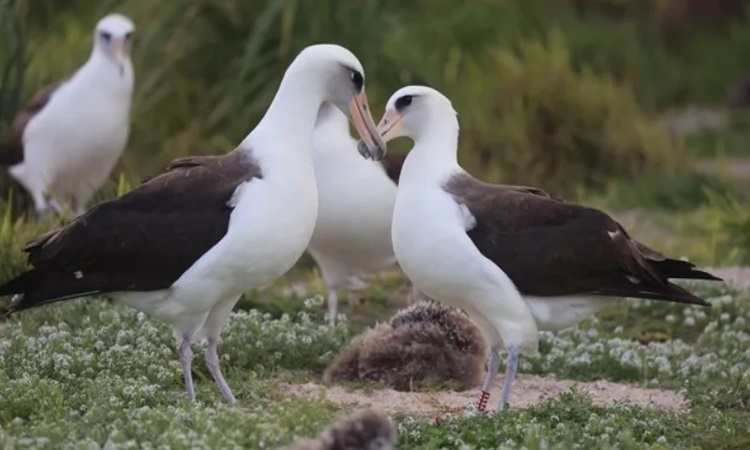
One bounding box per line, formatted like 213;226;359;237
360;85;721;413
1;14;135;217
309;103;411;323
0;45;386;404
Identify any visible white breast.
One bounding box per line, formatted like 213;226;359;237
309;135;397;274
20;60;132;203
392;183;539;351
169;155;318;316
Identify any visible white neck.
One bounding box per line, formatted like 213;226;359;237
241;65;326;164
315;102;350;138
76;48;134;98
401;111;462;187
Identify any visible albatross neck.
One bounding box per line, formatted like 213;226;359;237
401;111;461;186
244;70;326;159
76;47;134;96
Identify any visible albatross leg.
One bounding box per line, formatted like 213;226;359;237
475;346;500;412
46;197;65;216
408;283;424;304
31;190;50;216
179;338;195;401
206;337;236;404
327;290;339;326
497;345;519;412
200;294;241;404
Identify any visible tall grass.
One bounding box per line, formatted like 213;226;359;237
0;0;747;193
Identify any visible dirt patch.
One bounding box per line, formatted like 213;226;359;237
284;374;686;417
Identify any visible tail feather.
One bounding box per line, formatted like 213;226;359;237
636;281;711;306
634;241;722;282
0;269;102;313
596;280;710;306
652;258;722;281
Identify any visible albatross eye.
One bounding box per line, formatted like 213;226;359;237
124;31;133;40
350;70;364;92
395;95;413;111
100;31;112;42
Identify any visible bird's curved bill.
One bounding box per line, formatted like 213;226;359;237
349;90;387;161
374;108;404;143
110;37;128;71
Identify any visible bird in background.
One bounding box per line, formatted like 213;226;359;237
0;14;135;216
0;44;385;405
309;102;418;324
363;85;721;413
1;14;135;218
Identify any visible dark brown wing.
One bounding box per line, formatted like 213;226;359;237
445;174;718;305
0;80;66;165
379;152;406;185
0;149;261;309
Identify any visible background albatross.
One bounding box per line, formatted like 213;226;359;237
1;14;135;217
309;103;410;323
365;85;721;413
0;44;385;404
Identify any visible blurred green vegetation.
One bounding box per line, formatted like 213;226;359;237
0;0;747;180
0;0;749;265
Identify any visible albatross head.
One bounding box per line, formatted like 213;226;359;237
288;44;386;160
94;14;135;72
370;85;458;145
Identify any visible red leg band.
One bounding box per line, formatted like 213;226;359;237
476;390;491;412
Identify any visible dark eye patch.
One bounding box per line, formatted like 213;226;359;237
100;31;112;41
350;70;364;92
125;31;133;40
395;95;414;111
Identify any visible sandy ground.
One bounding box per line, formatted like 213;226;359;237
284;374;687;417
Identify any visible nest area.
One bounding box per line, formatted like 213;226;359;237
324;301;488;391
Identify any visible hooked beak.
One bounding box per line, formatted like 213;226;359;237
356;108;404;160
110;37;128;73
349;89;387;161
374;108;405;143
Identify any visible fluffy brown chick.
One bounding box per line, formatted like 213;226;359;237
284;408;396;450
325;301;487;391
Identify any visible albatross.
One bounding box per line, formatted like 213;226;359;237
361;85;721;413
0;44;386;404
309;103;409;323
1;14;135;217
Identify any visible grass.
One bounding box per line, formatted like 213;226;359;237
0;281;748;449
685;128;750;159
3;0;749;190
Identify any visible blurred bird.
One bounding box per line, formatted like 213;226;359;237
0;45;385;404
325;301;487;391
309;103;416;323
369;85;722;413
0;14;135;217
284;408;396;450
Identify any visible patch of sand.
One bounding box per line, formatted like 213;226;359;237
284;374;686;417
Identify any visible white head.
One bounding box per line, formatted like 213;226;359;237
281;44;386;159
94;14;135;71
374;86;458;145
